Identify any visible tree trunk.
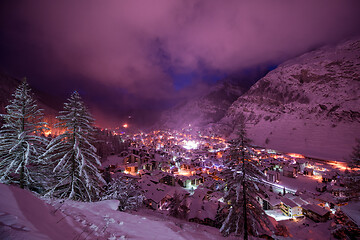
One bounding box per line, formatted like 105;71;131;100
19;161;25;189
20;96;26;189
242;138;248;240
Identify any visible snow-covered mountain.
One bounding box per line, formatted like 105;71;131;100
216;38;360;161
157;78;247;130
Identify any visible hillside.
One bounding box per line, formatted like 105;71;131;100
157;78;246;130
0;72;60;126
0;183;237;240
215;38;360;161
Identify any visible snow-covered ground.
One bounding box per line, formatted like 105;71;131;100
278;174;321;193
0;183;238;240
265;209;292;222
0;183;81;240
282;217;333;240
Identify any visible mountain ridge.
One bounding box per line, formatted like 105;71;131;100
214;37;360;160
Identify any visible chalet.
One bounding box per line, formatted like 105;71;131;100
329;185;347;198
296;158;308;173
282;166;297;178
187;188;223;227
303;167;314;176
266;170;280;182
316;192;336;209
158;173;176;186
316;183;327;192
302;204;331;222
188;199;220;227
125;163;138;175
322;171;338;183
123;153;140;165
140;176;178;210
257;192;282;210
280;197;303;218
143;188;173;210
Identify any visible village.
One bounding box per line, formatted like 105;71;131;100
100;128;359;235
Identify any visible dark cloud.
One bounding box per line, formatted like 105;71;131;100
1;0;360;127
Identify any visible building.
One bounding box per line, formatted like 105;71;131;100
302;204;331;222
280;197;303;218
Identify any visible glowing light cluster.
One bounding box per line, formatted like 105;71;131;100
288;153;304;158
182;140;199;150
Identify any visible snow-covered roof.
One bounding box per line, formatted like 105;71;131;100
188;199;218;221
316;192;335;204
302;204;330;216
292;197;308;207
281;197;298;208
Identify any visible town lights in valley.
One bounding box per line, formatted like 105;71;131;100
182;140;199;150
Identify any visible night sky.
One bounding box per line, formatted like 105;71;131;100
1;0;360;128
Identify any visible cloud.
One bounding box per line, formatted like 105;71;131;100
1;0;360;126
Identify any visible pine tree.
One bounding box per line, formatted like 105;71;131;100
102;177;144;211
43;91;105;201
168;192;188;219
0;79;48;189
343;139;360;200
220;119;273;238
350;138;360;169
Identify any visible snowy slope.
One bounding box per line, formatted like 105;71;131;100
0;183;82;240
157;79;246;130
216;38;360;161
0;184;237;240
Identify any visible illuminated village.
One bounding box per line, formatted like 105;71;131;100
75;124;358;237
1;2;360;239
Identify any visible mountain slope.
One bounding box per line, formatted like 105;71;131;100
157;78;246;130
0;72;60;122
216;38;360;161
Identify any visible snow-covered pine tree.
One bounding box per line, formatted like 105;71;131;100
350;138;360;169
168;191;188;219
43;91;105;201
343;139;360;200
220;118;273;239
0;79;48;189
102;177;144;211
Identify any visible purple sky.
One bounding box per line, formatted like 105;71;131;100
1;0;360;128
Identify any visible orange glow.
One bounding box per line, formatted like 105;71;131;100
43;128;52;137
308;175;322;182
288;153;304;158
174;169;194;176
123;124;128;128
327;161;350;171
42;117;66;137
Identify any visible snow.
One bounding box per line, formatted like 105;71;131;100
265;209;292;222
0;183;81;240
278;174;320;193
0;183;238;239
282;217;333;240
216;37;360;162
